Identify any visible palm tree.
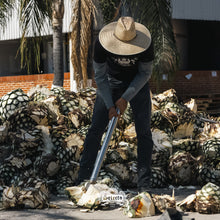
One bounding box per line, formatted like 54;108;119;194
1;0;64;87
51;0;64;87
70;0;95;89
19;0;65;88
19;0;52;74
18;0;95;89
126;0;179;88
0;0;14;28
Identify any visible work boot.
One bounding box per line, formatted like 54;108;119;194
137;167;151;190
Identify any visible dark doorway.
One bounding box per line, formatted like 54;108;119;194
188;20;220;70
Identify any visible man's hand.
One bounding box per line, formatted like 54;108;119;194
108;106;118;120
115;98;127;115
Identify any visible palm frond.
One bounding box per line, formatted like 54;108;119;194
19;0;52;73
145;0;179;88
0;0;15;28
70;0;82;88
122;0;179;89
70;0;96;89
20;0;52;35
98;0;121;24
19;36;41;73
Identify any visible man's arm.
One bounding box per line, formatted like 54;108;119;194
121;61;153;102
93;61;114;110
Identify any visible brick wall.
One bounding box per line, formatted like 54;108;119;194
149;70;220;114
0;71;220;103
149;70;220;100
0;72;70;97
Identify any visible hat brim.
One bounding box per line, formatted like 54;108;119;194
99;22;151;55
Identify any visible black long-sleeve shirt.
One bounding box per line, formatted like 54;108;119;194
93;38;154;109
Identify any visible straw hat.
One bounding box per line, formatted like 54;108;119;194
99;17;151;55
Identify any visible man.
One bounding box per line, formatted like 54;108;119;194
77;16;154;192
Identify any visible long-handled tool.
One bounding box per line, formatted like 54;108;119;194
83;109;120;192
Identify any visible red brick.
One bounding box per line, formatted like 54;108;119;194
0;71;220;99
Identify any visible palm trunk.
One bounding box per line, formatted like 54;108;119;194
52;0;64;87
53;24;64;87
71;0;95;89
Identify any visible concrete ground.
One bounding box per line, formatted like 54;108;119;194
0;187;220;220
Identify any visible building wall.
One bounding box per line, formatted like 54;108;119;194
0;70;220;114
150;71;220;99
1;1;219;75
172;0;220;21
0;0;73;41
0;70;220;99
1;0;220;41
0;40;25;76
150;70;220;113
0;73;70;97
0;35;70;76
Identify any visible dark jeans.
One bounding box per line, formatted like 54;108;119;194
78;82;153;189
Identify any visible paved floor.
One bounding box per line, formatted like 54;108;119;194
0;187;220;220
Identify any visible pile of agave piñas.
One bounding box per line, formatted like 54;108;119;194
0;86;219;213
